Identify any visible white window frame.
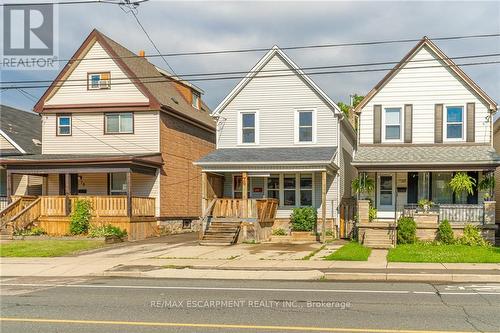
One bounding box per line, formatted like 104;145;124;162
443;105;466;142
294;109;317;144
57;115;72;136
237;110;259;145
264;173;315;208
88;72;111;90
105;112;134;134
192;91;200;109
382;106;403;143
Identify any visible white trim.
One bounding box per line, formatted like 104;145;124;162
382;106;404;143
56;115;72;136
377;173;396;218
212;46;342;117
237;110;259;145
0;129;26;154
443;105;466;142
294;109;317;144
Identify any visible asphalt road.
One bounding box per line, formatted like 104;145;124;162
1;276;500;333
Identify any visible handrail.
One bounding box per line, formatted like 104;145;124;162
0;197;22;229
199;198;217;240
8;197;42;232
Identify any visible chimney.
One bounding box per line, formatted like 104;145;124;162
138;50;145;57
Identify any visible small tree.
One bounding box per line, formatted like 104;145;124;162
449;172;476;202
70;199;92;235
437;220;454;244
291;207;317;232
352;174;375;199
397;217;417;244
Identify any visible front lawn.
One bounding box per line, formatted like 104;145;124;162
0;240;105;257
324;242;371;261
387;243;500;263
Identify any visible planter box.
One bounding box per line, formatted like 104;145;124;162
270;235;292;243
291;231;317;242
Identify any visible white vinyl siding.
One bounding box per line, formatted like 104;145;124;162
45;42;148;105
359;45;491;144
216;54;337;148
42;111;159;154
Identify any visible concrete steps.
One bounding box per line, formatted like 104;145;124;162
200;220;241;246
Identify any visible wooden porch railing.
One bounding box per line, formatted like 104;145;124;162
0;196;37;229
402;203;485;224
256;199;279;223
131;196;155;217
211;198;279;221
9;197;42;232
41;196;67;216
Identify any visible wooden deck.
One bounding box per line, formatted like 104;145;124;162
1;195;158;241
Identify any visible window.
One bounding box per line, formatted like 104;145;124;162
297;111;314;143
110;173;127;195
0;168;6;197
299;174;313;206
233;175;250;199
88;72;110;90
379;175;393;206
267;176;280;201
241;112;256;144
105;113;133;134
431;173;453;204
192;91;200;109
445;106;464;140
384;107;401;140
283;174;296;206
57;115;72;136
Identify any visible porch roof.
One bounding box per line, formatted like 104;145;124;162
1;153;162;175
195;146;338;172
352;145;500;170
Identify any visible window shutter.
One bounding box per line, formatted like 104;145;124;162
434;104;443;143
466;102;475;142
404;104;413;143
373;105;382;144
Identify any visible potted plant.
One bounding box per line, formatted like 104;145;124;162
478;173;495;201
417;198;433;213
449;172;476;202
352;174;375;199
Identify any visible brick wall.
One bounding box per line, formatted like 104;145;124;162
159;112;215;218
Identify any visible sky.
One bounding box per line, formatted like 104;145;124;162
1;0;499;112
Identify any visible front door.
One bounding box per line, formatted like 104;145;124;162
377;173;395;218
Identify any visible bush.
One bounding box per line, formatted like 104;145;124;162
272;228;287;236
457;224;489;247
437;220;454;244
70;199;92;235
397;217;417;244
88;224;127;239
291;207;317;232
14;226;46;236
368;206;377;222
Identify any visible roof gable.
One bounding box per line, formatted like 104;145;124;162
0;105;41;155
354;37;498;113
212;46;341;116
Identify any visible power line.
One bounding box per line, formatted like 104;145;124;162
22;33;500;63
2;60;499;90
2;52;499;85
0;0;121;6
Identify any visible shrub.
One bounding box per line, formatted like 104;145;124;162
88;224;127;238
14;226;46;236
70;199;92;235
368;206;377;222
457;224;489;247
397;217;417;244
272;228;287;236
437;220;454;244
291;207;317;232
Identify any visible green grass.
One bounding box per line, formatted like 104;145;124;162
0;240;105;257
387;243;500;263
324;242;371;261
302;245;325;260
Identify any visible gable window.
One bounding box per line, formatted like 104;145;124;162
445;106;464;140
384;107;402;141
296;110;314;143
88;72;110;90
192;91;200;109
240;112;258;144
105;113;133;134
57;115;72;136
109;173;127;195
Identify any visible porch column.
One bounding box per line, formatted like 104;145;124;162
6;170;12;203
242;172;248;200
65;173;71;215
126;171;132;217
321;170;327;243
201;172;208;214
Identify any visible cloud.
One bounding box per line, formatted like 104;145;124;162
1;0;499;111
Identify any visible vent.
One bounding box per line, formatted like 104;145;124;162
32;138;42;146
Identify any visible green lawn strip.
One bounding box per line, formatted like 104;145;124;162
324;242;371;261
0;240;105;257
387;244;500;263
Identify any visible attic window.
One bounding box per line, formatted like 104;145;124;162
192;91;200;109
88;72;110;90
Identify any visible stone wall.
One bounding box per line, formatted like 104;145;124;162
158;219;201;236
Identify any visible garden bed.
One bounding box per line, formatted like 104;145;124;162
387;243;500;263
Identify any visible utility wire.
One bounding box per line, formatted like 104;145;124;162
2;60;499;90
19;33;500;63
0;0;121;6
2;52;499;85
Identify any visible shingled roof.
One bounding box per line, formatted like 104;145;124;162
34;29;215;130
0;105;41;156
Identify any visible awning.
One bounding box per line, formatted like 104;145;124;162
352;145;500;171
194;147;338;173
1;153;162;175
